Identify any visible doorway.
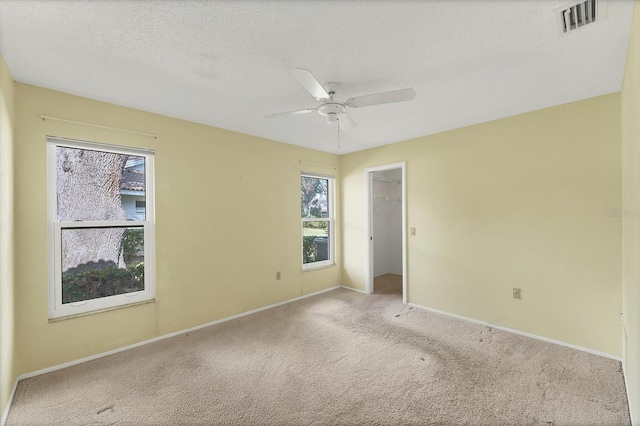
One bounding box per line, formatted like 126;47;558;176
365;162;407;304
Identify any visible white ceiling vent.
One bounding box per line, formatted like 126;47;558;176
555;0;606;36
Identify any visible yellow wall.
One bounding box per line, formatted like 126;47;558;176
13;83;341;376
0;53;16;418
622;1;640;421
341;94;622;356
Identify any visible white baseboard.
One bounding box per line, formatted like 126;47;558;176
407;302;622;362
1;378;18;426
340;285;369;295
13;285;341;384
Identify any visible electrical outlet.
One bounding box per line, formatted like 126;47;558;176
513;288;521;299
276;271;281;280
410;227;416;236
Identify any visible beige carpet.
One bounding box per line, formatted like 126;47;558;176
8;287;630;425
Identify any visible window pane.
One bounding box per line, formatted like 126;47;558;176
135;200;146;214
301;176;329;218
122;156;146;220
61;227;144;304
56;147;146;221
302;222;330;264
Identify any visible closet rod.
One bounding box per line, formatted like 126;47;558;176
373;196;401;201
41;115;158;139
372;176;400;183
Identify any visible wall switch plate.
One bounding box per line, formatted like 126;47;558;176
513;288;521;299
410;227;416;236
276;272;281;280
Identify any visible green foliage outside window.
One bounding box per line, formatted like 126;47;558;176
303;235;317;264
123;228;144;264
62;263;144;304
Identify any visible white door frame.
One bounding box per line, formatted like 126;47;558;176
364;161;407;304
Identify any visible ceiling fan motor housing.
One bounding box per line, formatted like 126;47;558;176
317;102;347;122
317;102;346;125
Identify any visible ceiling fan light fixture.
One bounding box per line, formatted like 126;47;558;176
327;112;338;125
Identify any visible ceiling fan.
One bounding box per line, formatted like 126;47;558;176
265;68;416;130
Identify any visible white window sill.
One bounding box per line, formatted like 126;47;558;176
302;263;336;272
48;299;156;323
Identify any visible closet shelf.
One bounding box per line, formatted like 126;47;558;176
372;176;401;184
373;196;401;201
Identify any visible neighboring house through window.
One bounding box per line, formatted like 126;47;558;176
47;137;155;319
301;173;334;269
121;157;146;220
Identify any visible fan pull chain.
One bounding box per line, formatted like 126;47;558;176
337;119;341;150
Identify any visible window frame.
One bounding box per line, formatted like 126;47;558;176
47;137;155;319
301;173;335;270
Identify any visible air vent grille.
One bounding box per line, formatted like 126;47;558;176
560;0;598;34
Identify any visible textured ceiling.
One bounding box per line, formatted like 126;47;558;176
0;0;635;154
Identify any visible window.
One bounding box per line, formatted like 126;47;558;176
135;200;146;214
301;174;334;269
47;137;155;319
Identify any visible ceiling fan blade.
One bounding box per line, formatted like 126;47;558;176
289;68;330;100
264;108;316;119
338;112;356;130
346;88;416;108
